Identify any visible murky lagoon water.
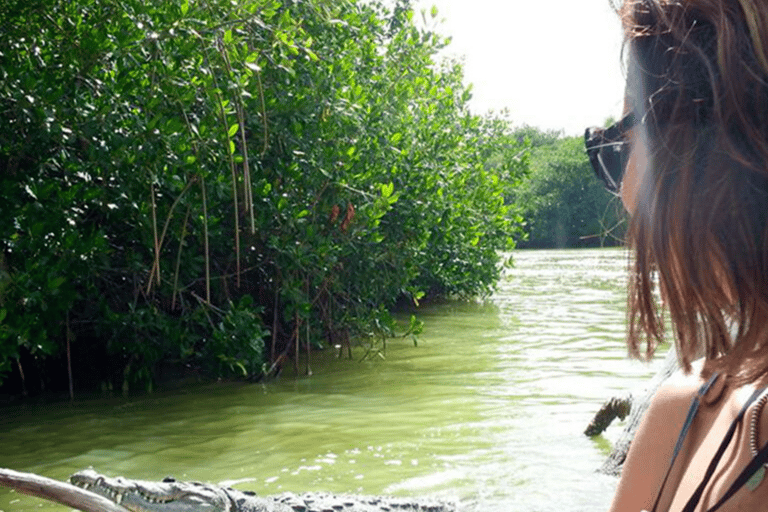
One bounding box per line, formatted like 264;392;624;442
0;248;665;511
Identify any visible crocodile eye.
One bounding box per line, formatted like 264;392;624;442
162;477;176;483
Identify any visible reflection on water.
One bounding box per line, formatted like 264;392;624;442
0;248;664;512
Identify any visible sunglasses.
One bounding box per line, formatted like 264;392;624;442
584;112;638;194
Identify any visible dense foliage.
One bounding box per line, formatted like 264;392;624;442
510;127;626;248
0;0;527;395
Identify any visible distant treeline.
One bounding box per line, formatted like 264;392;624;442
509;126;627;249
0;0;529;397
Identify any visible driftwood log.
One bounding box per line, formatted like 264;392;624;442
586;347;680;475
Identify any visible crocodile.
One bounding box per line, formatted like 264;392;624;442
68;469;455;512
0;468;456;512
584;347;681;475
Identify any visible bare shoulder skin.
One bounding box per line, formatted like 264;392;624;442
608;367;705;512
608;362;768;512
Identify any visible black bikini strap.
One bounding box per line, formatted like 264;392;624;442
705;436;768;511
650;372;720;512
681;386;765;512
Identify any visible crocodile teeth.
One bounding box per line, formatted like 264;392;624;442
83;484;90;491
116;493;123;505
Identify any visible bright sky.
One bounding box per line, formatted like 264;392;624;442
416;0;627;136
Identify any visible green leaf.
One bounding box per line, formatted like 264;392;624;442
381;182;394;198
48;276;66;290
24;185;37;200
228;123;239;137
305;48;319;61
181;0;189;16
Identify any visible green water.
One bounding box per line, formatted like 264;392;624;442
0;248;664;511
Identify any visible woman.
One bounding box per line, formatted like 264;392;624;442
585;0;768;510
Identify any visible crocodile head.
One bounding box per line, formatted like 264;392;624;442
69;469;234;512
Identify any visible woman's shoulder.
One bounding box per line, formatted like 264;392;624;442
643;366;705;434
608;363;704;510
607;360;714;511
653;359;713;407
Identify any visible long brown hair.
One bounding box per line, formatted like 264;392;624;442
621;0;768;384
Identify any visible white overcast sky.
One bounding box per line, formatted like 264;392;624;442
415;0;626;136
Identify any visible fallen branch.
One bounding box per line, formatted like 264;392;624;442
0;467;130;512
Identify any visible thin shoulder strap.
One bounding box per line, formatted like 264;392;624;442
705;436;768;511
681;386;764;512
650;372;720;512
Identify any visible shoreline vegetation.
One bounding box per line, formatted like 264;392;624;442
0;0;623;401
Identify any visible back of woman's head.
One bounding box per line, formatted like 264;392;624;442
621;0;768;383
